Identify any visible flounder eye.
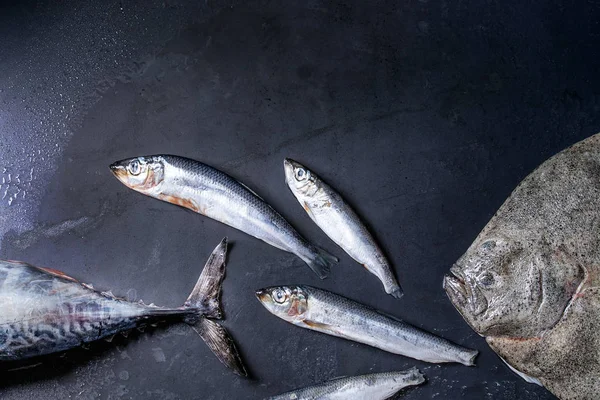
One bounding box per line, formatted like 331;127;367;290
478;272;495;287
128;160;142;176
481;240;496;251
272;288;288;304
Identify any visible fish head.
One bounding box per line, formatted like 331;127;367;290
255;285;309;322
284;158;319;198
110;156;165;194
444;232;583;338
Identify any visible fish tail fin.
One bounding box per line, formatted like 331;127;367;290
388;285;404;299
191;318;248;377
461;348;479;366
304;245;338;279
183;237;228;319
183;237;248;377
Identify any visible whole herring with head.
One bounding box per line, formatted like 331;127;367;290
444;133;600;399
0;238;247;376
110;155;337;279
256;285;477;365
284;159;402;298
267;368;425;400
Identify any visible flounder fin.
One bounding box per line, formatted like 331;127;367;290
499;356;543;386
192;318;247;377
183;237;228;319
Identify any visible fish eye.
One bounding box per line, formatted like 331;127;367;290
481;240;496;251
128;160;142;176
272;288;288;304
295;168;307;181
478;272;495;287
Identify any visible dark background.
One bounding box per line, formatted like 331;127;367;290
0;0;598;399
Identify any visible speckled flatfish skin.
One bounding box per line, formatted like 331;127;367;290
267;368;425;400
110;155;337;279
0;239;247;376
444;133;600;399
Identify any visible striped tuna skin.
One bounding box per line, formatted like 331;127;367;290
0;260;186;360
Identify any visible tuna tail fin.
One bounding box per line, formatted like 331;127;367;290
184;237;228;319
191;318;248;377
184;237;248;377
304;245;338;279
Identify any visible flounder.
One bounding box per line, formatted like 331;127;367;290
444;134;600;399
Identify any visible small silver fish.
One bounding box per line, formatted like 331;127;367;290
0;238;247;376
267;368;425;400
283;159;402;298
256;285;478;365
110;155;337;279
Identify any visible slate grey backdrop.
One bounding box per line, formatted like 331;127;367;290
1;0;599;399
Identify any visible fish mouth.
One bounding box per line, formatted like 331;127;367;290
283;158;297;181
255;288;269;303
443;267;468;306
284;158;300;167
444;266;488;317
109;162;127;180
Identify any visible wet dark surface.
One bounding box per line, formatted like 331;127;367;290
1;0;600;398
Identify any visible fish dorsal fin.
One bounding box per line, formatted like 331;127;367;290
36;266;79;282
238;181;264;200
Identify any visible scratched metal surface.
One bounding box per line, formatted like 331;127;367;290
1;0;599;399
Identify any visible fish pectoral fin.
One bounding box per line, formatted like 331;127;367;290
302;319;337;333
192;318;248;377
184;238;228;319
302;201;316;219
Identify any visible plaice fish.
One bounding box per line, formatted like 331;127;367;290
110;155;337;279
443;133;600;399
267;367;425;400
0;238;247;376
283;159;403;299
256;285;478;365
